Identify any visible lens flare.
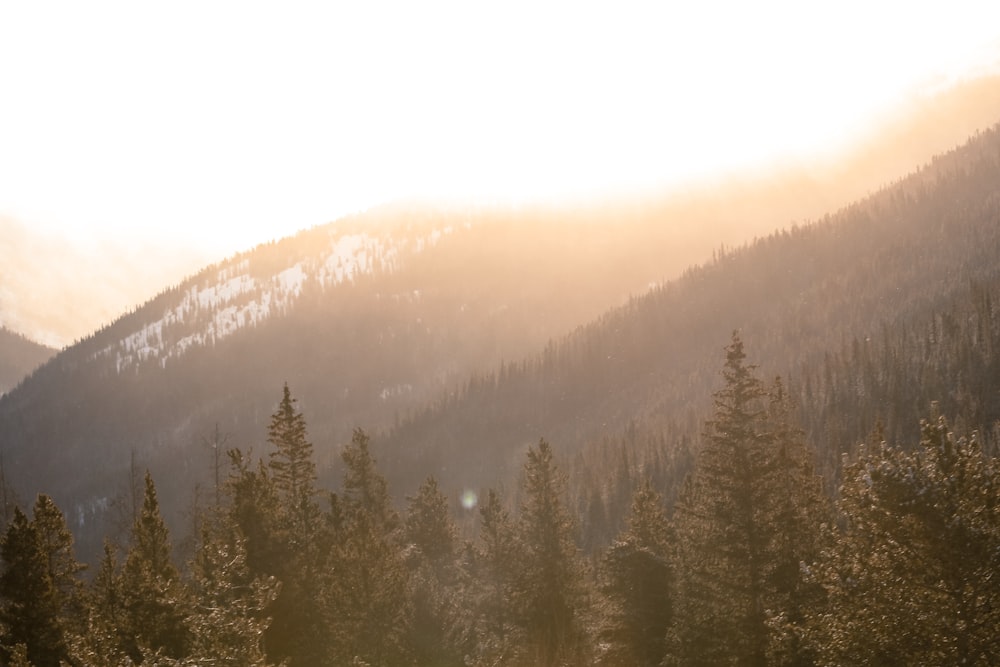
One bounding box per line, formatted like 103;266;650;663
461;489;478;510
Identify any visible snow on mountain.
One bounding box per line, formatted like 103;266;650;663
93;226;453;372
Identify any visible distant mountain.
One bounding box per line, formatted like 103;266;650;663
0;201;743;560
0;327;55;395
3;117;1000;565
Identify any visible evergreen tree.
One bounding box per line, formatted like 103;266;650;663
599;477;673;666
515;439;588;666
805;414;1000;665
121;471;188;662
466;488;524;665
185;524;281;665
67;541;131;666
0;506;67;666
403;476;464;666
331;427;410;666
267;382;319;539
667;332;826;666
233;386;329;667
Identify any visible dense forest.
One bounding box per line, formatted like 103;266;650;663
1;109;1000;666
2;336;998;666
1;122;1000;570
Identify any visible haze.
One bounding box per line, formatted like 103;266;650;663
2;1;1000;347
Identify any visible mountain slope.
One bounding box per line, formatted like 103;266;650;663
3;118;1000;564
0;201;753;559
378;122;1000;499
0;327;55;395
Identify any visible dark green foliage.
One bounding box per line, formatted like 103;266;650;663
805;414;1000;665
599;478;673;666
0;504;70;667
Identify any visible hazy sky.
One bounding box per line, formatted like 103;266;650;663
3;1;999;255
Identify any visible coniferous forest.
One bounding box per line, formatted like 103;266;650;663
2;122;1000;665
2;332;999;665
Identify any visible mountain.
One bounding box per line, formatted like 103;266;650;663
3;110;1000;564
378;121;1000;506
0;327;55;396
0;201;752;559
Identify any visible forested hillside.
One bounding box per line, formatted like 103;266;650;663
0;327;54;396
3;120;1000;571
381;122;1000;535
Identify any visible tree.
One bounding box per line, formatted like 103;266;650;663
515;439;588;666
0;504;69;666
403;476;464;666
667;332;827;666
331;427;410;666
466;488;524;665
599;477;673;666
121;471;188;661
67;541;131;666
805;414;1000;665
185;524;281;665
267;382;319;538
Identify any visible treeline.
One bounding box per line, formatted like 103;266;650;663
3;334;1000;666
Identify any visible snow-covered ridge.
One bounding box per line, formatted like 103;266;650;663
94;227;454;372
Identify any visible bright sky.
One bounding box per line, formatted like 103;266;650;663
2;1;1000;258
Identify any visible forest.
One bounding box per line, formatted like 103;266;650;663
2;333;998;666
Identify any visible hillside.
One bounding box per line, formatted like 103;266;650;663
2;119;1000;564
0;201;754;559
0;326;54;395
379;122;1000;510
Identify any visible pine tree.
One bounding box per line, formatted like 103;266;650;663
331;427;410;666
403;476;464;666
30;494;86;622
121;471;188;661
467;488;524;665
805;414;1000;665
67;541;132;665
515;438;588;666
0;506;66;666
599;477;673;666
667;332;827;666
185;524;281;665
267;382;319;539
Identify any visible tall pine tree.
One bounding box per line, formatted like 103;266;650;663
515;439;588;666
121;471;189;662
667;332;826;666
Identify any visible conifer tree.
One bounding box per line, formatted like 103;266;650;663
403;476;464;666
0;506;67;666
236;386;328;667
667;332;826;666
515;438;588;666
185;524;281;665
805;414;1000;665
67;541;131;665
599;477;673;666
331;427;410;666
267;382;319;538
121;471;188;662
467;488;524;665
